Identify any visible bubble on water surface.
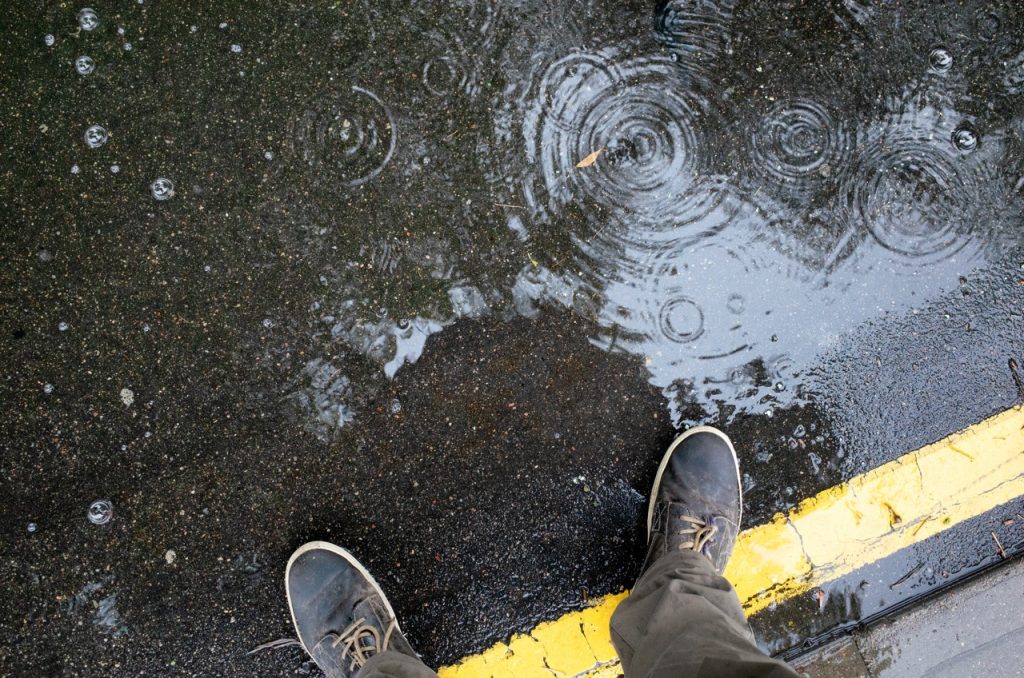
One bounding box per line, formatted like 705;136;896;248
87;500;113;525
78;8;99;31
928;48;953;74
291;86;397;188
43;383;54;394
389;398;402;415
231;44;242;53
150;177;175;200
58;321;69;331
75;55;95;75
110;164;120;173
44;34;55;47
27;522;38;533
70;164;81;174
951;124;978;152
84;124;108;149
119;388;134;406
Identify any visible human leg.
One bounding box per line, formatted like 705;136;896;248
610;427;799;677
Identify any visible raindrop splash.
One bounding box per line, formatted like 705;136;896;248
658;297;705;343
747;99;851;203
845;98;994;266
516;48;737;279
290;85;397;188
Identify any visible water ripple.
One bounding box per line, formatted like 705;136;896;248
654;0;738;63
290;85;396;188
843;96;998;267
519;48;736;278
748;98;851;200
1005;50;1024;95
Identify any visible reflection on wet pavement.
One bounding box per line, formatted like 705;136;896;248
251;0;1024;437
2;0;1024;673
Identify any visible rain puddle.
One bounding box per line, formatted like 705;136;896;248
241;0;1024;438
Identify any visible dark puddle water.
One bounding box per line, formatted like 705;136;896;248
2;0;1024;672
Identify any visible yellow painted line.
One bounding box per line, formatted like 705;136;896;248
439;405;1024;678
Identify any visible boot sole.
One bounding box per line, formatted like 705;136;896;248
285;540;402;655
646;425;743;537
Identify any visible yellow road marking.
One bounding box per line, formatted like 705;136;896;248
440;405;1024;678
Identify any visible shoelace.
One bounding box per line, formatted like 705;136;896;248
678;514;718;552
332;617;398;671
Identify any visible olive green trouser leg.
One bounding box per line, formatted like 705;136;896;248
358;549;799;678
610;549;801;678
356;651;439;678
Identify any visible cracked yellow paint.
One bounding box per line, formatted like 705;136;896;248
440;406;1024;678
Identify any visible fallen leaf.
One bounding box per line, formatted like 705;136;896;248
576;147;603;168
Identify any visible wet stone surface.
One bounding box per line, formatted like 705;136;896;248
2;0;1024;673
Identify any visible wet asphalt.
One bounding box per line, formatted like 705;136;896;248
2;0;1024;674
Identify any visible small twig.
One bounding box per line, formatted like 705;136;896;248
949;444;975;461
992;531;1007;559
911;515;932;537
889;562;924;589
493;203;525;209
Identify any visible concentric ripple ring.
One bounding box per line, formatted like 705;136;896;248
292;85;397;188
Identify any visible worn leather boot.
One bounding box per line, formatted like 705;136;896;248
286;541;418;677
640;426;743;576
